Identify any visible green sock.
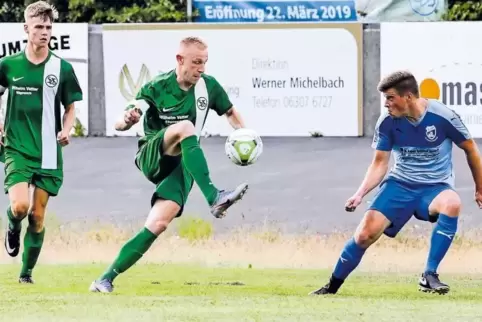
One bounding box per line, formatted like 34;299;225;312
7;206;22;232
20;227;45;278
99;227;157;282
180;135;219;205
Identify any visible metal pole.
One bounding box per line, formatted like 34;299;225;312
187;0;193;22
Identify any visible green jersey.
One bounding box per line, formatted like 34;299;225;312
0;50;83;170
131;69;232;148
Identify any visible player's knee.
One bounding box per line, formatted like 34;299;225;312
440;196;461;217
150;219;170;235
354;210;386;247
173;120;195;140
353;230;375;248
353;223;377;247
146;199;180;235
11;200;29;218
430;190;462;217
28;209;45;232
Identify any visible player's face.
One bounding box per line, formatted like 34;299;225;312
177;45;208;85
383;88;410;118
24;16;52;48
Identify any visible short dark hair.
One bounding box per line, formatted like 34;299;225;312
377;70;419;97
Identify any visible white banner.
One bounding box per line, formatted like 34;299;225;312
357;0;447;22
0;23;89;136
102;23;362;137
381;22;482;137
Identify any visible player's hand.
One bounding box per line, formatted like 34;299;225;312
345;194;363;212
57;130;70;147
475;190;482;209
124;109;141;125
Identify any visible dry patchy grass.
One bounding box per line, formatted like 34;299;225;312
1;215;482;275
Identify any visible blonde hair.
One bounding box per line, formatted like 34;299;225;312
24;1;59;22
180;36;208;49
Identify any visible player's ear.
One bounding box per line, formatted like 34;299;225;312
24;24;28;34
176;54;184;65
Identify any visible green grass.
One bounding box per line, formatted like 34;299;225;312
1;264;482;321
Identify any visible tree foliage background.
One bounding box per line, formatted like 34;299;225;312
444;1;482;21
0;0;189;23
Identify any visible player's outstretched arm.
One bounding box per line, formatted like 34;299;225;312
115;109;138;131
114;100;148;131
207;76;244;129
458;139;482;207
225;107;245;129
346;111;393;211
357;151;390;197
345;150;390;211
445;109;482;207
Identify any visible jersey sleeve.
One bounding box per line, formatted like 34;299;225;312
130;82;157;114
61;62;83;107
208;77;232;116
446;109;472;144
371;113;393;151
0;59;7;96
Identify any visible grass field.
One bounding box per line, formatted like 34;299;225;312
2;217;482;321
1;264;482;321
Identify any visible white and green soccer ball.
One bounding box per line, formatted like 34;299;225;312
225;128;263;166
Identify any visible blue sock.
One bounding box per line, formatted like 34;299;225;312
425;214;458;273
333;237;366;280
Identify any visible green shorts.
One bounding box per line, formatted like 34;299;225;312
135;129;194;217
3;151;63;197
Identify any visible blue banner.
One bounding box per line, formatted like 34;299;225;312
193;1;358;23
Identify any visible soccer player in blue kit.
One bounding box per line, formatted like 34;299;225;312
311;70;482;295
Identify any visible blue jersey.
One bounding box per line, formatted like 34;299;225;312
372;99;471;187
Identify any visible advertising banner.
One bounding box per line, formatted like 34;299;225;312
381;22;482;137
357;0;447;22
103;23;362;137
193;0;357;23
0;23;89;136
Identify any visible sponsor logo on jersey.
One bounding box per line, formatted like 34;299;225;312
425;125;438;142
45;74;58;88
196;97;208;110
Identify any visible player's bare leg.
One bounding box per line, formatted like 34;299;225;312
310;210;390;295
5;182;30;257
163;120;248;218
90;199;180;293
18;186;49;284
419;190;461;295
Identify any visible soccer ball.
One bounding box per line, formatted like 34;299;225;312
225;128;263;166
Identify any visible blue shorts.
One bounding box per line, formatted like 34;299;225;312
369;179;453;238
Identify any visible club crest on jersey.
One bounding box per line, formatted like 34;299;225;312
196;97;208;111
45;74;58;88
425;125;438;142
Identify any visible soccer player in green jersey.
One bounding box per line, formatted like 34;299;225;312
0;1;83;283
89;37;249;293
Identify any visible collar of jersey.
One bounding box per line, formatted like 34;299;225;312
168;69;195;96
406;101;430;127
22;50;52;67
